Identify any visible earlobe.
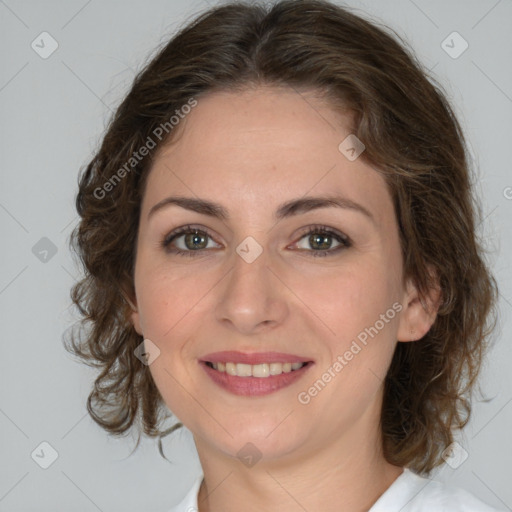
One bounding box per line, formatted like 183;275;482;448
130;309;143;336
121;287;143;336
396;272;441;343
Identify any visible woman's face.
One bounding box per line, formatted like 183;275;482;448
131;86;423;465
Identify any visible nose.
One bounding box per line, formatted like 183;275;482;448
214;246;289;335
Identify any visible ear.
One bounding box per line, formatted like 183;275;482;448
396;267;441;342
121;286;143;336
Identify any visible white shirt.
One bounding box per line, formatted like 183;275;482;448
167;468;506;512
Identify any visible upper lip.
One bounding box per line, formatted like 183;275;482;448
200;351;313;365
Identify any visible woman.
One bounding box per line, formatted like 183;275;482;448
66;1;503;510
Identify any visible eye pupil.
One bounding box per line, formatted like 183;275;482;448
310;233;332;250
185;231;207;250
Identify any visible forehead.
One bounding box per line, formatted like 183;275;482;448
142;86;393;226
165;86;352;154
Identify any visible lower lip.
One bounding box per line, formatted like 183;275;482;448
200;362;313;396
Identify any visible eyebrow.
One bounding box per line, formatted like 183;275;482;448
147;194;375;223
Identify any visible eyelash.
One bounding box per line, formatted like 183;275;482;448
161;224;352;258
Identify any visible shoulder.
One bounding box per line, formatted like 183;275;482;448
166;474;203;512
370;468;506;512
168;469;506;512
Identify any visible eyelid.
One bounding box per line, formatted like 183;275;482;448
293;224;350;244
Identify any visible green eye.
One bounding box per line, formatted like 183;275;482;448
162;225;220;257
308;232;335;250
182;231;209;250
294;226;351;257
162;224;351;258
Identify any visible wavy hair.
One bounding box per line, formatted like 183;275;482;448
64;0;498;474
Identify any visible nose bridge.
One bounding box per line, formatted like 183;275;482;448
214;241;288;333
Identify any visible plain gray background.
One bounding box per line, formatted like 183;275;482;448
1;0;511;510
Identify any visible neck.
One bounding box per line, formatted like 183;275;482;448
194;413;403;512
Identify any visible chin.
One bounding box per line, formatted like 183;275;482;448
193;415;311;465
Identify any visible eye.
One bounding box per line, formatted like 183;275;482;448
161;225;221;257
161;224;351;258
292;225;351;257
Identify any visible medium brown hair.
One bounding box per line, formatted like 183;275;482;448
65;0;498;474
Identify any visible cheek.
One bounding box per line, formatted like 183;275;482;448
134;262;218;389
289;256;400;336
135;260;219;340
135;271;211;423
285;254;401;400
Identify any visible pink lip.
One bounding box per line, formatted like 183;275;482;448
200;351;312;365
199;360;314;396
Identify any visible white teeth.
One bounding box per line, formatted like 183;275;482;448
269;363;282;375
236;363;252;377
252;363;269;378
209;361;306;377
225;362;237;376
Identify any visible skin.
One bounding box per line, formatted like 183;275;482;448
129;85;439;511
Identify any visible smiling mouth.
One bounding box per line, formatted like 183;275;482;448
200;358;313;396
204;361;310;377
